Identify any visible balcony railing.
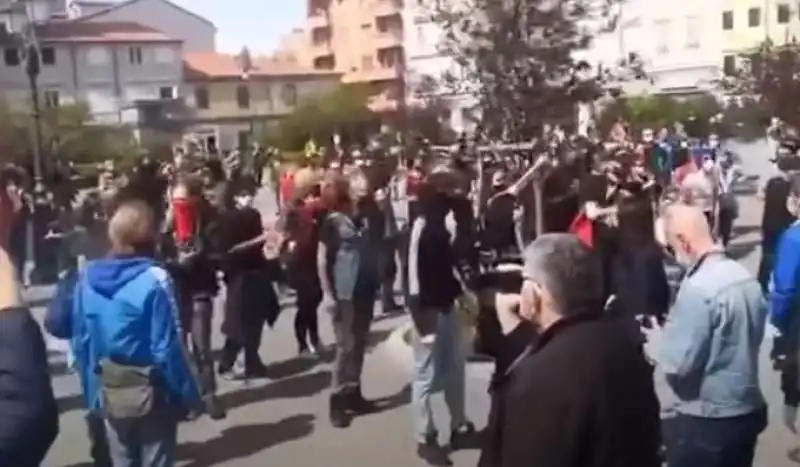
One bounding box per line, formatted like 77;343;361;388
374;30;402;49
374;0;403;16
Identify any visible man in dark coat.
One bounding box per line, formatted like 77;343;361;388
479;233;661;467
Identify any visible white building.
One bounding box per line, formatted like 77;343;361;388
402;3;478;133
581;0;725;97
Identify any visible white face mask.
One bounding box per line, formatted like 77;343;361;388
708;139;719;149
702;159;715;172
235;195;253;208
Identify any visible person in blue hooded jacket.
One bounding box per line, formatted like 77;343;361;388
45;199;202;467
768;173;800;433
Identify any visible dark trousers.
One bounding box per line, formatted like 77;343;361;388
330;294;375;394
665;409;767;467
380;239;399;310
758;248;775;294
295;286;322;350
219;334;263;372
86;412;112;467
718;207;736;248
184;296;216;395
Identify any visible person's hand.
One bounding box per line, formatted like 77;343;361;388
321;293;336;310
585;203;600;220
495;292;522;335
784;405;798;433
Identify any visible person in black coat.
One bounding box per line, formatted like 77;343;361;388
478;233;661;467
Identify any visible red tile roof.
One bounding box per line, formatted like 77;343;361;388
183;52;341;80
36;21;177;43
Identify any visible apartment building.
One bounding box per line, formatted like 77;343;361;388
582;0;724;96
182;52;341;151
720;0;800;74
289;0;406;111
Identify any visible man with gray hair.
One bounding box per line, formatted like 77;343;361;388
478;233;661;467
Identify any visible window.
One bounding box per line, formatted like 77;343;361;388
722;11;734;30
154;46;175;64
44;90;59;108
87;46;110;65
264;85;274;110
281;83;298;107
3;48;19;66
685;16;700;48
723;54;736;75
778;4;791;23
654;19;670;54
158;86;174;99
128;46;143;65
194;86;209;109
236;85;250;109
748;8;761;27
237;130;250;149
41;47;55;66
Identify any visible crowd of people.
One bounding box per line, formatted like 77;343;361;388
0;120;796;467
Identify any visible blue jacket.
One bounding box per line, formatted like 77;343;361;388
45;256;201;413
770;222;800;333
657;251;766;418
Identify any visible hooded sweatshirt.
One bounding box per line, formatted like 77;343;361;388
45;256;201;412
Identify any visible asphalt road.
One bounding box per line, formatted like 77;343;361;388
36;139;800;466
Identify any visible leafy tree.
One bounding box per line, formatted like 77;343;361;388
719;38;800;130
0;101;138;166
596;94;723;137
405;74;458;143
268;84;376;150
432;0;644;139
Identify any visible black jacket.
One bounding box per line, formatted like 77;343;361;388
479;313;661;467
0;307;59;467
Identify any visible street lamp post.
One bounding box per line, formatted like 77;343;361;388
25;43;45;195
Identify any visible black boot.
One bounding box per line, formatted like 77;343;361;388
329;393;352;428
347;386;377;415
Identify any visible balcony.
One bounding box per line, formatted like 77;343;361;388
374;0;403;18
374;30;403;50
349;65;402;83
309;40;332;58
307;10;329;28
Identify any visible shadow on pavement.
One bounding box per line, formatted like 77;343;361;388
265;355;321;380
366;328;394;353
732;224;761;238
59;462;93;467
58;393;84;414
733;179;759;196
178;413;316;467
362;384;411;417
221;370;331;411
787;446;800;463
728;239;761;261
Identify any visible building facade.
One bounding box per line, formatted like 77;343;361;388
582;0;724;96
285;0;406;111
402;2;477;132
182;52;341;151
0;20;183;123
720;0;800;73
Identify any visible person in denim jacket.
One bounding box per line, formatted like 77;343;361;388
317;170;382;428
655;203;767;467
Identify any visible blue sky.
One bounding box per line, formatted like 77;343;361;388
170;0;305;54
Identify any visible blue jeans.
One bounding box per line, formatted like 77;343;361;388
411;309;467;442
664;408;767;467
104;407;179;467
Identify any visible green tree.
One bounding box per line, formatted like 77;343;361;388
596;94;723;137
268;84;375;151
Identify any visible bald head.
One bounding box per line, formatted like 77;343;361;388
663;203;716;261
108;200;156;254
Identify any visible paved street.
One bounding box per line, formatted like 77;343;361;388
35;142;800;466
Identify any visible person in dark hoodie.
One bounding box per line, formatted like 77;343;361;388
478;234;661;467
46;200;202;467
407;166;476;466
0;192;58;466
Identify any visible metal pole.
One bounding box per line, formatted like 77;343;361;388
26;44;44;194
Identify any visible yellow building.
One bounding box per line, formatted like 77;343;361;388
721;0;800;73
181;52;341;151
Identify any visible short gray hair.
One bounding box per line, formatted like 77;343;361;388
522;233;602;314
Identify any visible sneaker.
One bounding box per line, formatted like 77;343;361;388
449;421;476;450
298;346;313;358
417;433;451;466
